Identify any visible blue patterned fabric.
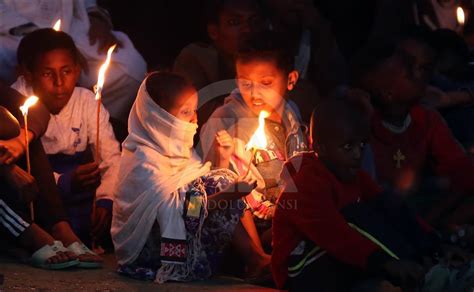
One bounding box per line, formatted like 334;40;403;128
117;169;245;281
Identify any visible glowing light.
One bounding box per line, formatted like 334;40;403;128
457;7;465;26
19;96;39;116
95;44;117;100
53;19;61;31
246;111;270;151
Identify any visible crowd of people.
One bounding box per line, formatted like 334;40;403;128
1;0;474;291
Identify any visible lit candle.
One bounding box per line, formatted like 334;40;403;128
53;19;61;31
19;96;39;221
245;110;270;176
91;44;115;253
94;44;116;160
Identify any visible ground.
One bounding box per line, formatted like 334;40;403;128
0;254;278;292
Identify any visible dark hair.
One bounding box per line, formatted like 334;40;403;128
205;0;261;25
310;88;371;147
17;28;85;72
145;71;192;111
236;31;295;73
350;40;397;86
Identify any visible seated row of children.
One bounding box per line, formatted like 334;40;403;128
1;21;474;291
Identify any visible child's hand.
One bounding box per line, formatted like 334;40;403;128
0;138;25;165
383;259;424;290
214;130;234;168
71;162;101;193
91;206;111;242
2;165;38;203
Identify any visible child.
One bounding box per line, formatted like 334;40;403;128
112;72;270;283
199;32;309;233
11;28;121;247
272;95;437;291
353;43;474;230
0;101;101;269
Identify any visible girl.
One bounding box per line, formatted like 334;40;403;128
112;72;270;283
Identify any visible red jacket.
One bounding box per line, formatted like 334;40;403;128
272;153;383;289
371;105;474;195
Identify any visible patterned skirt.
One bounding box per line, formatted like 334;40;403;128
117;168;245;281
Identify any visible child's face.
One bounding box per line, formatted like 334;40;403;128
167;87;198;124
317;120;370;182
398;39;434;85
27;49;80;115
208;1;263;56
367;55;425;114
236;59;298;121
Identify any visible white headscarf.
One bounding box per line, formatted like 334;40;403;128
112;78;211;266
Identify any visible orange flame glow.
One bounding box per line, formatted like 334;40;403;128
245;111;270;151
53;19;61;31
19;96;39;116
95;44;117;100
457;7;465;26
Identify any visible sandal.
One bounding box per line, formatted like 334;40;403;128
29;241;79;270
67;242;102;268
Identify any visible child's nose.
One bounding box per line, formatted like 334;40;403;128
353;146;362;160
54;74;64;87
191;112;198;124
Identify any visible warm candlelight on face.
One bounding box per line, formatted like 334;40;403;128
19;96;39;116
95;44;117;100
457;7;465;26
246;110;270;151
53;19;61;31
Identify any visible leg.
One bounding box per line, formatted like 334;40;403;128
232;212;271;279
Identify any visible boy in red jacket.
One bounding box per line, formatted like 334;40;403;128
272;94;436;291
354;43;474;231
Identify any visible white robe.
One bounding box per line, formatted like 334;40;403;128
11;76;121;201
0;0;147;122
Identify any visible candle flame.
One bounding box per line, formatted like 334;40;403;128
457;7;465;26
95;44;117;100
19;96;39;116
246;111;270;151
53;19;61;31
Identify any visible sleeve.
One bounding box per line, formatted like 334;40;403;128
429;111;474;195
86;96;121;202
0;0;32;34
280;172;383;269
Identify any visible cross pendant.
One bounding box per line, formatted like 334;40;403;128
393;149;405;169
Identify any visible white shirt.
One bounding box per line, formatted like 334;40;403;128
12;76;121;201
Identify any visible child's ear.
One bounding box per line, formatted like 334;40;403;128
287;70;299;91
207;24;219;42
23;69;34;85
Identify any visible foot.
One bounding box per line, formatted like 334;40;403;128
244;254;272;281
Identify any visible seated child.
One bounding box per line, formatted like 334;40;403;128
112;72;270;283
199;32;309;238
0;102;101;269
11;28;121;246
272;94;438;292
353;43;474;231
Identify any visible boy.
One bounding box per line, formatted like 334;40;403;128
199;32;309;234
354;43;474;230
11;28;121;246
272;95;435;291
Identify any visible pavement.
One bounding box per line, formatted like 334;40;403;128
0;253;278;292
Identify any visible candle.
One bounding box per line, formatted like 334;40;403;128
19;96;39;221
94;44;116;160
245;110;270;176
53;19;61;31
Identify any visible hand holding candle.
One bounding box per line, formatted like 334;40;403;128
19;95;39;221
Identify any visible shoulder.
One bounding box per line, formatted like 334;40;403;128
177;42;217;60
